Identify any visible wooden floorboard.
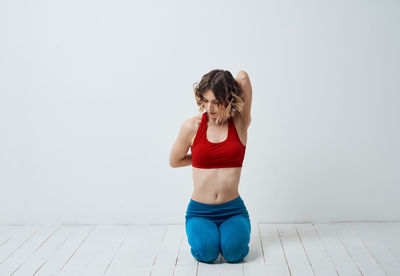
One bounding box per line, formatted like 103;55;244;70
0;222;399;275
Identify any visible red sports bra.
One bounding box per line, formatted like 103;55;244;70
191;112;246;169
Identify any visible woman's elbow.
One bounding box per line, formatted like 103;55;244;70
237;70;249;80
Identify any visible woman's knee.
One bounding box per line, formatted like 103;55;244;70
190;241;220;263
219;215;251;263
221;242;249;263
185;217;220;263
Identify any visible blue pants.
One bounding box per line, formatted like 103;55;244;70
185;195;251;263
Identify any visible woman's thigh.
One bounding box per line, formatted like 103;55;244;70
219;214;251;262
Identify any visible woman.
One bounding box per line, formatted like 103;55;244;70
169;69;252;263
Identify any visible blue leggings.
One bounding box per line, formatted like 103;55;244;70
185;195;251;263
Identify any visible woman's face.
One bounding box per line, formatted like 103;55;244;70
201;89;226;118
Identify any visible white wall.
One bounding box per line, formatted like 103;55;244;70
1;0;399;225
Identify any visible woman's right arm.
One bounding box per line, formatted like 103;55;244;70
169;119;194;168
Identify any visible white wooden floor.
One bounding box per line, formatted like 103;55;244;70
0;222;399;276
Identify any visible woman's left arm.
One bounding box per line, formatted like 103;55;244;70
235;70;252;126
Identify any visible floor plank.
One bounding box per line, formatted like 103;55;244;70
259;224;290;275
369;222;400;261
277;224;314;276
0;225;58;275
313;223;362;275
13;225;70;275
0;226;38;266
295;224;338;275
333;223;386;275
34;225;95;275
151;225;184;276
345;222;400;275
243;221;267;275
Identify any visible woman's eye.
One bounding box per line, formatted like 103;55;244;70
201;99;219;104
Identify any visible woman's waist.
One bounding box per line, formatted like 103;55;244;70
186;194;248;214
192;177;240;200
191;190;239;205
185;200;249;221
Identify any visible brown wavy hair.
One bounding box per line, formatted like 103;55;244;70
193;69;245;125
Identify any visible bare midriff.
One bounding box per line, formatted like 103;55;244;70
191;166;242;204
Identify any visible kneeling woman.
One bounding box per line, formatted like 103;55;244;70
169;69;253;263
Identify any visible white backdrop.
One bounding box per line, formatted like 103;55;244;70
1;0;399;225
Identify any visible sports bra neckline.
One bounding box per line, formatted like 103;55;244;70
204;112;231;144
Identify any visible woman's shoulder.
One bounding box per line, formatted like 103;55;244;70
182;113;203;134
181;113;203;146
190;113;203;129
